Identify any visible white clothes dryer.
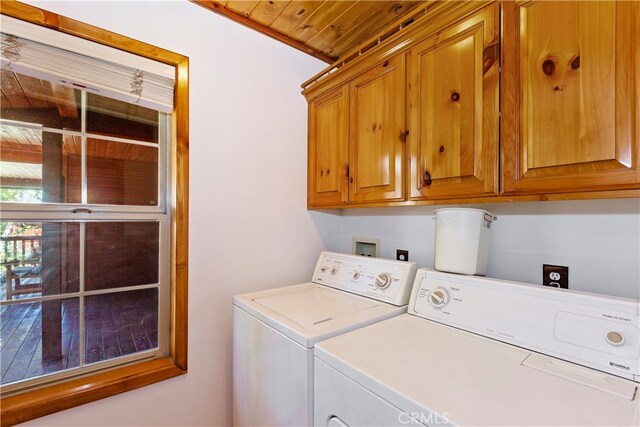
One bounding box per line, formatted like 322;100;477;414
233;251;417;426
314;269;640;426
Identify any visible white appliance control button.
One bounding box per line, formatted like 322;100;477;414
352;272;360;280
606;331;625;346
429;288;450;308
375;273;391;289
330;267;338;275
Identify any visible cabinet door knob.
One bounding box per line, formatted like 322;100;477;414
423;170;432;186
320;169;323;177
451;92;460;102
571;55;580;70
350;177;354;184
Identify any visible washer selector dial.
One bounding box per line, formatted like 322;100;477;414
375;273;391;289
429;288;450;308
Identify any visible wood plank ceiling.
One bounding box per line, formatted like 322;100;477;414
193;1;425;63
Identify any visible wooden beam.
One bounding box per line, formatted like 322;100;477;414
190;0;335;64
51;84;78;118
0;148;42;163
0;177;42;188
0;107;78;128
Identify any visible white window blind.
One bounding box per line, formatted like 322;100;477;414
0;16;175;113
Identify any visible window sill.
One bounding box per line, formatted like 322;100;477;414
1;357;187;426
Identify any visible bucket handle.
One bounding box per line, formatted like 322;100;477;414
431;212;498;221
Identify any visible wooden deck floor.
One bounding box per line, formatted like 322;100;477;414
0;288;158;385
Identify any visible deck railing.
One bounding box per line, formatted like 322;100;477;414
1;235;41;264
1;235;42;299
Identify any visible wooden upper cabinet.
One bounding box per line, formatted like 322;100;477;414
307;85;349;207
408;4;499;200
349;54;406;203
502;1;640;194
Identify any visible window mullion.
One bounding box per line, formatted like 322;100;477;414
79;221;86;367
81;90;88;205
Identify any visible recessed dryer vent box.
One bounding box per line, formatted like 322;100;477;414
352;237;380;257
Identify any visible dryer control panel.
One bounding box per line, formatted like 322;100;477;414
312;252;417;306
408;269;640;382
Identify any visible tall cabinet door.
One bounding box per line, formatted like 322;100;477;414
349;55;406;203
502;1;639;194
408;4;499;200
308;85;349;207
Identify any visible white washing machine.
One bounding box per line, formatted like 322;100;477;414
315;269;640;426
233;251;417;426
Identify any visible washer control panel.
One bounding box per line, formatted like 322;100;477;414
313;252;417;306
408;269;640;382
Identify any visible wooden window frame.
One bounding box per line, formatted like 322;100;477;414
0;2;189;426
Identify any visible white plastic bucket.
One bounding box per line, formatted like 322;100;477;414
434;208;496;276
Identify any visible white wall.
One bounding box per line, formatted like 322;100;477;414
23;1;331;426
330;199;640;299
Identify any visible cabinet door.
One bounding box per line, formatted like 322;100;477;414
408;4;499;200
349;55;405;203
308;85;349;207
502;1;639;194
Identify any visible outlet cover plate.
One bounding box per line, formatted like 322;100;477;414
396;249;409;262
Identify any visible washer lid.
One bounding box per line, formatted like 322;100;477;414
233;283;406;348
253;286;377;327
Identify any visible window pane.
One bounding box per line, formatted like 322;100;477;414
85;288;158;365
1;71;81;131
86;93;158;143
1;128;82;204
85;222;159;291
1;222;80;302
86;138;158;206
1;298;80;385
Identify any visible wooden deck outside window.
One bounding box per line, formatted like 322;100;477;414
0;2;189;426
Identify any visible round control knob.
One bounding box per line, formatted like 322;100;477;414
606;331;625;346
320;267;327;273
375;273;391;289
429;288;450;308
352;272;361;280
330;267;338;276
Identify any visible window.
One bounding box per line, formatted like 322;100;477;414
0;3;188;425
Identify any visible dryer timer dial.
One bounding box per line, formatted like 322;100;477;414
429;288;450;308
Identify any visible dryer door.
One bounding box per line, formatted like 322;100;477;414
315;358;429;426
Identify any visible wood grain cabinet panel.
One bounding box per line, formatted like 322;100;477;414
307;85;349;207
408;4;499;200
502;0;640;194
349;54;406;203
